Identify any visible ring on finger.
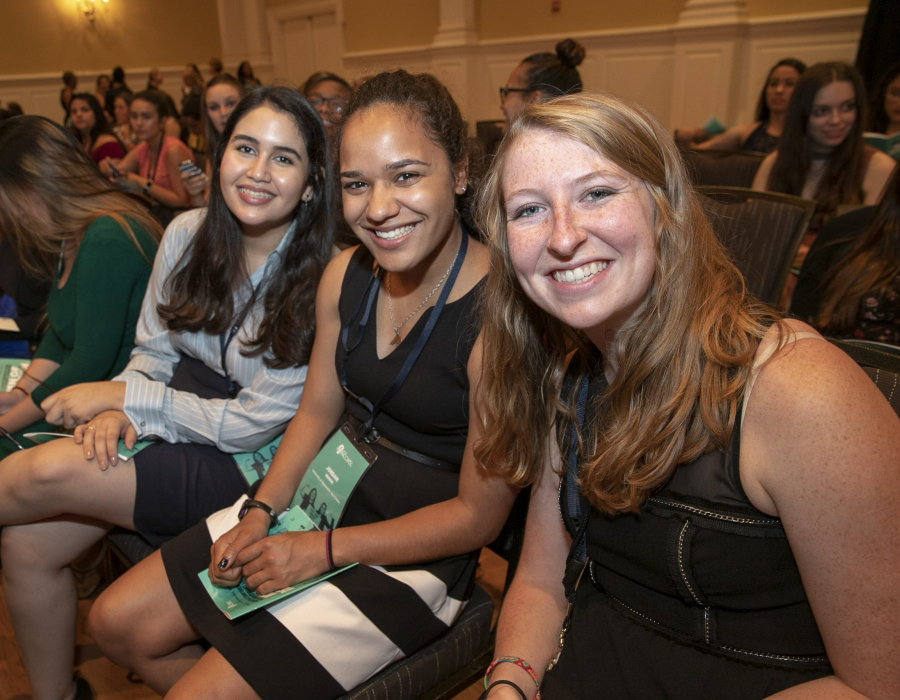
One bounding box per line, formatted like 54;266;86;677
86;425;95;431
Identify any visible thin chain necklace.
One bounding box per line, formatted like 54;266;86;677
387;249;460;346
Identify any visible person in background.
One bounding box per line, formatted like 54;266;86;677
99;89;195;217
182;73;245;207
0;116;160;460
69;93;124;165
105;66;130;116
868;60;900;137
5;102;23;117
60;71;77;123
302;71;351;137
791;165;900;346
0;87;333;700
238;60;262;89
752;61;895;304
94;74;111;112
182;63;205;105
499;38;586;130
208;57;223;80
675;58;807;153
109;88;137;152
179;92;206;164
475;92;899;700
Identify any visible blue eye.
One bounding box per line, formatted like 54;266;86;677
585;188;613;201
511;204;542;220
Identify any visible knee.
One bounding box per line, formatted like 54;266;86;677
88;585;138;664
8;442;80;500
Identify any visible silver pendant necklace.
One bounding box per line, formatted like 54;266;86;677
387;250;460;346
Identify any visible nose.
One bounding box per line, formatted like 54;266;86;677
366;181;400;223
546;205;586;258
247;154;270;182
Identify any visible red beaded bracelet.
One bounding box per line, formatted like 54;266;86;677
484;656;540;699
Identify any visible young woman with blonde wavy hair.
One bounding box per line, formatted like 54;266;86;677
474;94;900;699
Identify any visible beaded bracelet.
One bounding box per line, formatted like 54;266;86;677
325;529;335;571
484;656;540;700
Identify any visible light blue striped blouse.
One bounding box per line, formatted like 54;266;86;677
113;208;308;452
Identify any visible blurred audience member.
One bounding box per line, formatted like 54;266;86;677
69;93;124;165
676;58;807;153
60;71;77;123
238;60;262;89
303;71;350;136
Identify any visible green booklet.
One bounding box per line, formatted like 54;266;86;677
199;505;356;619
864;132;900;159
22;432;153;461
0;358;29;392
233;433;283;486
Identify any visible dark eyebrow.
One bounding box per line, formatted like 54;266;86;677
386;159;429;171
231;134;304;160
340;170;363;179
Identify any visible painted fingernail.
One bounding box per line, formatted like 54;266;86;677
86;451;92;458
218;558;228;569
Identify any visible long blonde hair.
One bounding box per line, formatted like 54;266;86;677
0;116;161;278
475;94;779;514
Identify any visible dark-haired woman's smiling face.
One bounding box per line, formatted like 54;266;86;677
807;80;857;149
220;104;312;240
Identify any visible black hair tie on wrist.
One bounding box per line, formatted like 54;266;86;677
479;680;528;700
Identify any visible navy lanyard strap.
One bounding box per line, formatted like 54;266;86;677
563;374;591;569
219;281;262;398
340;231;469;439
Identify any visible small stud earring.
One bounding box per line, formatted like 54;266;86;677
460;185;467;193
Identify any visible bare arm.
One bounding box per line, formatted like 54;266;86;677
0;358;59;434
741;333;900;699
752;151;777;192
696;122;756;150
485;442;571;700
862;151;896;204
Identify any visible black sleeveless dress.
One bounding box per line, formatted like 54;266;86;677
741;121;779;154
162;245;484;700
543;360;832;699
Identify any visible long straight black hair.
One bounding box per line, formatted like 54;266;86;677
158;87;334;369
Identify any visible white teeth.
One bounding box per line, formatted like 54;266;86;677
552;261;609;284
374;224;415;240
238;187;274;200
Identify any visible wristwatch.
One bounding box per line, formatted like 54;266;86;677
238;498;278;527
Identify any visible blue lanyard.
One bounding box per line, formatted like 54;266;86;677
563;374;591;567
340;232;469;440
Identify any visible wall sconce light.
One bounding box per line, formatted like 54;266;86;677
76;0;109;22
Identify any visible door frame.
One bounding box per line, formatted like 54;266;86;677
266;0;344;86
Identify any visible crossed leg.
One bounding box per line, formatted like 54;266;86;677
0;438;138;700
89;550;260;699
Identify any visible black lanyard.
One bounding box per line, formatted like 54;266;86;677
219;282;262;399
339;232;468;441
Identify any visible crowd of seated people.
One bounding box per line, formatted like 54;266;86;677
0;45;897;700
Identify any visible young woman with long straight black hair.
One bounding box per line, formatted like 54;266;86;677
0;86;334;700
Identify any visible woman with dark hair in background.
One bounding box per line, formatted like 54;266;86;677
0;87;334;700
99;89;195;214
676;58;807;153
68;92;124;165
868;60;900;137
60;71;77;123
88;69;516;700
753;61;895;303
0;116;160;460
303;71;351;136
499;38;586;129
238;60;262;89
105;66;130;116
182;73;246;206
792;165;900;346
109;88;137;152
94;74;111;112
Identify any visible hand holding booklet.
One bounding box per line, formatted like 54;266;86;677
201;422;376;619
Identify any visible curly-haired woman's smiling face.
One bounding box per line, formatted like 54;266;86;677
502;129;656;348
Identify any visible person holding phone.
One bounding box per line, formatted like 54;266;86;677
99;89;195;218
0;88;333;700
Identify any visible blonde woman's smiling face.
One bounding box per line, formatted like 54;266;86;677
502;129;656;348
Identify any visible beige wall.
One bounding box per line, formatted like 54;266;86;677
1;0;221;77
343;0;439;53
747;0;867;17
479;0;684;40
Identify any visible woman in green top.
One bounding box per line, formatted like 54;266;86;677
0;116;161;458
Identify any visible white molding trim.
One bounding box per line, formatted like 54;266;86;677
343;8;866;128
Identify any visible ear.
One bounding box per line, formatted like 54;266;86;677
454;155;469;196
525;89;543;105
301;184;314;202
